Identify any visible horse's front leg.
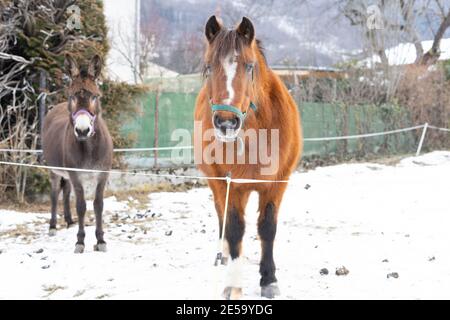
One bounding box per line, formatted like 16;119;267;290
211;180;250;300
69;172;86;253
93;172;109;252
257;184;287;298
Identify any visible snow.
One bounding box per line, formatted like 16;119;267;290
0;151;449;299
363;38;450;66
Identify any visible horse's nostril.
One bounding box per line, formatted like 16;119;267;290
213;114;222;129
214;114;241;134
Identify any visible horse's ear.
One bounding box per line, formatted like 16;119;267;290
64;54;79;79
88;54;102;79
205;15;222;43
236;17;255;45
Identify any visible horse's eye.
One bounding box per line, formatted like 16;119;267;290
245;63;254;73
205;65;211;77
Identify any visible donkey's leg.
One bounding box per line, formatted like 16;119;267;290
62;179;74;227
93;172;109;252
257;183;288;299
69;172;86;253
49;172;62;236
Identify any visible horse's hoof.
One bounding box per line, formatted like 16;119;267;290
222;287;242;300
66;221;75;228
93;243;107;252
48;229;57;237
261;283;280;299
221;256;228;266
74;244;85;254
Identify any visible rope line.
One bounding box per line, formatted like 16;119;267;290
0;161;289;184
1;123;447;154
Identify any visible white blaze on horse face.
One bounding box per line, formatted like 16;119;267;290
74;114;93;137
222;54;237;105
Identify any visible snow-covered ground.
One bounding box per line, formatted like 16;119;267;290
0;151;449;300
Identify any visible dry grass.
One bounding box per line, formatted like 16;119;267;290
0;180;200;211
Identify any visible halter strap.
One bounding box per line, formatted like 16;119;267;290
211;101;257;122
71;109;96;122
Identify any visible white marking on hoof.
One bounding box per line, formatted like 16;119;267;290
222;286;242;300
48;229;57;237
261;282;280;299
74;244;85;254
221;256;228;266
93;243;107;252
226;257;243;288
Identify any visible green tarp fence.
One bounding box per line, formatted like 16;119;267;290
122;92;417;166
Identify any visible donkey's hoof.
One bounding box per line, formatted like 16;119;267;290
93;243;107;252
74;244;85;254
48;228;57;237
261;283;280;299
223;287;242;300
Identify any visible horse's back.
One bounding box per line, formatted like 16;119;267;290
42;103;69;167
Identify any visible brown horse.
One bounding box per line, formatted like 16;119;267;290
42;54;113;253
194;16;302;299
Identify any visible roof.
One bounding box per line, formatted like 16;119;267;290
363;38;450;67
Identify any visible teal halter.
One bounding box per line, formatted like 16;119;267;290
211;101;257;123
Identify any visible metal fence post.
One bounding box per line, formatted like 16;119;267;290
416;123;428;156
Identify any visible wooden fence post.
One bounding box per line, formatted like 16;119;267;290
153;88;160;168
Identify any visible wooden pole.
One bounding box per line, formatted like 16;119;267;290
153;89;159;168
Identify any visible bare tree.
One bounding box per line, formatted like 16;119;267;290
419;0;450;65
339;0;450;66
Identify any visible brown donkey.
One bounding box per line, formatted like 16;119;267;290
194;16;302;299
42;54;113;253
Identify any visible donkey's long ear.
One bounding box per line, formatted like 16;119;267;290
205;15;222;43
64;54;79;79
88;54;102;79
236;17;255;45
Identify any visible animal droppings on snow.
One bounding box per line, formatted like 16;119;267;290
335;266;350;276
320;268;329;275
387;272;399;279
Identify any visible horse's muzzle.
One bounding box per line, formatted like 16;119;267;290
213;112;242;142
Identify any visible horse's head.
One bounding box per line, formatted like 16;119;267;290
64;54;102;142
203;15;258;142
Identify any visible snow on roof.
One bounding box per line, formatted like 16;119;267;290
145;62;178;79
363;38;450;67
